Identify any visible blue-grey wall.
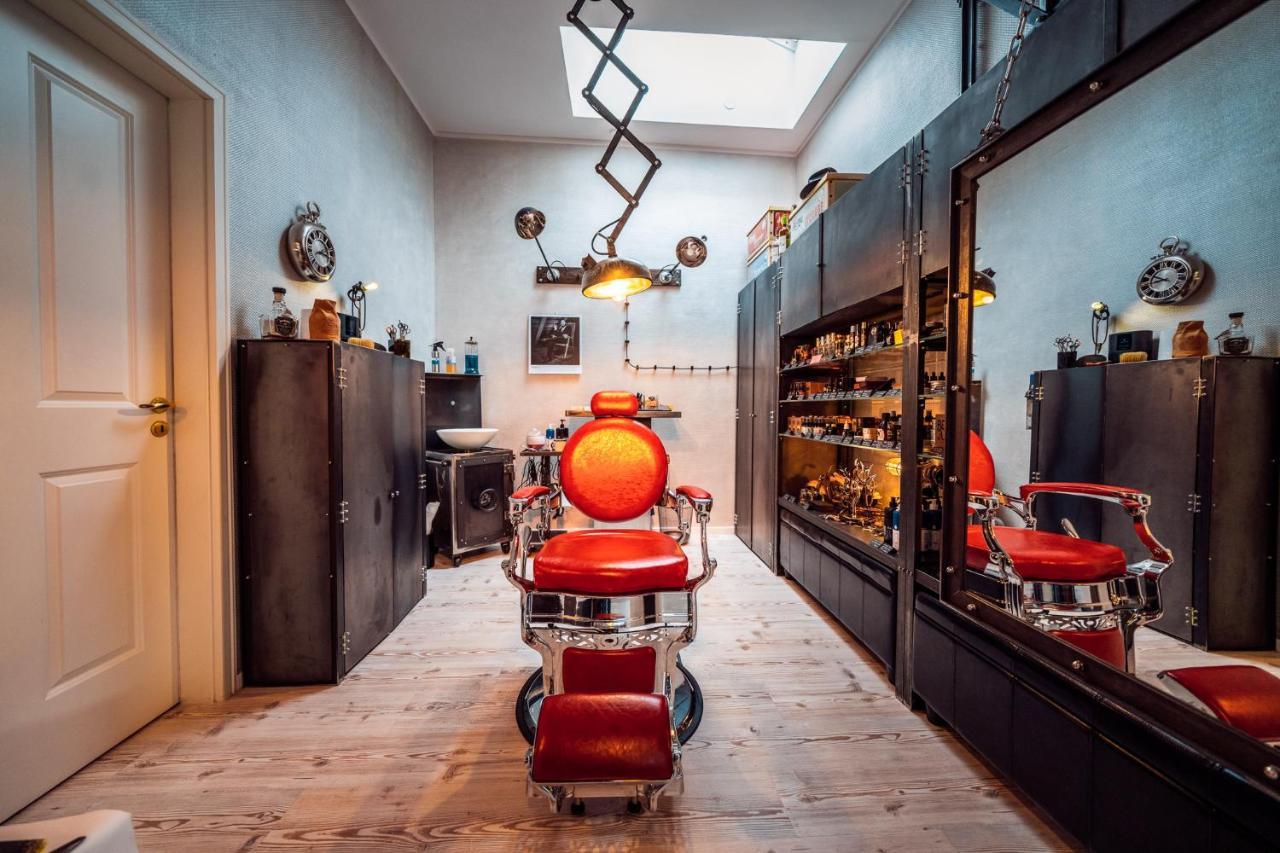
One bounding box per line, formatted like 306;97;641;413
973;2;1280;482
118;0;437;341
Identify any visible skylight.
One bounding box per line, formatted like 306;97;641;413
559;28;846;130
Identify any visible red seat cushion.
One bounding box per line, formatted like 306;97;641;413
562;647;656;694
531;692;674;783
965;525;1127;583
534;530;688;594
1158;666;1280;741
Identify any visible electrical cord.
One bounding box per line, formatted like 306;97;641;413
622;298;735;373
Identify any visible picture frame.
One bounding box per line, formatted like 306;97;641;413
528;314;581;374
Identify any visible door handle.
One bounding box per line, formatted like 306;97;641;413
138;396;174;413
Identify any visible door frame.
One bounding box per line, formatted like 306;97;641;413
29;0;234;702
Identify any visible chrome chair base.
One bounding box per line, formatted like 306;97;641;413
515;657;704;745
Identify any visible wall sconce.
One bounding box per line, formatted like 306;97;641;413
973;267;997;306
1079;301;1111;366
346;280;378;335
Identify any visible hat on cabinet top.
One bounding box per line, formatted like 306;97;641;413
800;167;836;201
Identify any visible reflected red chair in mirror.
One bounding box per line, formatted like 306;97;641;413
502;391;715;813
966;431;1171;672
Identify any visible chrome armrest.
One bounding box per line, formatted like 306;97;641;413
503;486;560;590
666;486;715;592
1020;482;1173;566
967;489;1030;583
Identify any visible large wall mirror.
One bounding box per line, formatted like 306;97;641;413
954;0;1279;769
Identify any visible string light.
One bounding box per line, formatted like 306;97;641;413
622;299;734;373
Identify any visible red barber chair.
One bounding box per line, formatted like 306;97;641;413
967;431;1171;672
502;391;715;813
1157;665;1280;745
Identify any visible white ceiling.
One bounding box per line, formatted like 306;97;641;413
346;0;910;157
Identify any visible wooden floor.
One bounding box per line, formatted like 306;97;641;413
11;535;1075;851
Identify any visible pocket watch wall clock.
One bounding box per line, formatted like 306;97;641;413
1136;235;1203;305
287;201;337;283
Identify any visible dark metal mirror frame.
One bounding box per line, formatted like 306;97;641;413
941;0;1279;797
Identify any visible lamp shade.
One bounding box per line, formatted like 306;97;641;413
973;268;997;307
581;255;652;300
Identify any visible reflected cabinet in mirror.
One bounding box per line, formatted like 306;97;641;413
947;1;1280;776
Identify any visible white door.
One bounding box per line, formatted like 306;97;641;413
0;0;176;819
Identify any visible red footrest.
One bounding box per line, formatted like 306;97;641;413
1157;665;1280;741
531;693;674;783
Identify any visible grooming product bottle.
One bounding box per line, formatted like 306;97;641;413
464;336;479;374
1216;312;1254;356
445;347;457;374
883;497;897;545
555;419;569;441
891;501;901;551
431;341;444;373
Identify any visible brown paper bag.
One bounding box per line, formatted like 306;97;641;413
1172;320;1208;358
310;298;340;341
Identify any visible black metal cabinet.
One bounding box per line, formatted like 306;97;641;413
424;373;481;450
1029;357;1279;648
912;596;1280;851
750;266;780;568
1029;364;1106;541
735;282;754;546
822;148;907;316
779;508;897;673
1119;0;1196;51
780;220;822;335
236;340;427;684
916;74;996;278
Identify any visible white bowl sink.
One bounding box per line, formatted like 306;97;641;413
437;428;498;450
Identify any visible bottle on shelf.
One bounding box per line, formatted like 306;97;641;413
891;500;901;551
259;287;299;339
464;336;480;374
1216;311;1254;356
883;497;897;545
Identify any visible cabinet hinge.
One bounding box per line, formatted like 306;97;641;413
336;367;349;390
734;408;739;421
419;376;427;396
340;630;351;656
897;240;908;265
737;303;742;315
733;513;739;525
1192;377;1207;399
898;162;912;190
418;472;428;490
1029;470;1042;482
1184;606;1199;627
776;310;782;328
767;410;775;425
338;499;350;523
915;229;927;256
915;147;930;177
1186;493;1202;513
421;566;429;583
1028;384;1045;401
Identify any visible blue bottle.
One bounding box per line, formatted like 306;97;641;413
464;336;479;375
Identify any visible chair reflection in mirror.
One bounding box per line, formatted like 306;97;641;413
966;431;1171;673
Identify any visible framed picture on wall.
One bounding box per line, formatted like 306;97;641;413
528;314;581;374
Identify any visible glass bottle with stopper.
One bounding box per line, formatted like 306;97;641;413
259;287;299;339
1215;312;1254;356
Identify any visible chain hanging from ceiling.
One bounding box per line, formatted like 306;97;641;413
567;0;662;257
978;0;1037;145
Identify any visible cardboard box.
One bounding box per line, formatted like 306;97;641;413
790;172;866;240
747;207;790;260
746;237;785;280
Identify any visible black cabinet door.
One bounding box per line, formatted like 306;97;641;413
822;148;906;316
1012;684;1092;843
1031;366;1105;541
954;643;1013;777
780;220;821;335
912;613;954;722
1092;736;1212;853
861;572;895;669
735;283;754;547
339;346;396;672
778;522;795;577
838;562;864;636
1102;358;1199;642
750;268;779;568
391;357;426;625
818;548;841;613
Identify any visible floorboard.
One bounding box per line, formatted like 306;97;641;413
9;536;1076;851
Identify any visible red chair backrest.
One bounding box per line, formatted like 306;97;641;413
969;430;997;494
560;392;668;522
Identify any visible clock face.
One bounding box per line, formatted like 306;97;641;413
289;221;337;282
305;229;336;277
1137;256;1197;304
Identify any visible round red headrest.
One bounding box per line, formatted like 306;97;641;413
590;391;640;417
561;417;667;521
